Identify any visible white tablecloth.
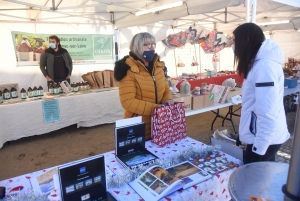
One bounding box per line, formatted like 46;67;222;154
0;137;242;201
0;89;124;148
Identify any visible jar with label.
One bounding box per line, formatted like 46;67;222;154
49;83;54;95
0;90;3;103
38;86;43;96
3;88;10;100
72;82;78;92
11;87;18;98
33;86;38;97
20;88;27;99
54;83;60;94
200;83;208;95
193;87;201;96
27;87;33;98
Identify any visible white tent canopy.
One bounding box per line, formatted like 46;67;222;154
0;0;300;88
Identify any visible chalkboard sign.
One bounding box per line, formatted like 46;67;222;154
42;99;61;123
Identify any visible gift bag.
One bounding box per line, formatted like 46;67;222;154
103;70;111;88
94;71;104;89
176;56;185;67
151;102;187;147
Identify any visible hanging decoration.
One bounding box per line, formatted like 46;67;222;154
162;26;234;54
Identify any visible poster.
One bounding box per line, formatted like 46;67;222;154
11;31;114;66
42;99;61;124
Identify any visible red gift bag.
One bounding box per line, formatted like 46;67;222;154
151;102;187;147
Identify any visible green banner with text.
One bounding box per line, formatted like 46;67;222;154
11;31;114;66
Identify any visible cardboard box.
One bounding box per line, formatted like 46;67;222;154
226;88;242;102
172;94;191;111
191;94;214;110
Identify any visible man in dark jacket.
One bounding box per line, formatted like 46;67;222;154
40;35;73;86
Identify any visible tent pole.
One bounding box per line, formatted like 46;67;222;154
282;105;300;200
199;45;201;73
246;0;250;22
251;0;257;23
52;0;56;10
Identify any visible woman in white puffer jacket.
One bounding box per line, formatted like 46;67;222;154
233;23;290;164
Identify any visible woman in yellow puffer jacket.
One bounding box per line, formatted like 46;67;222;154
114;32;173;140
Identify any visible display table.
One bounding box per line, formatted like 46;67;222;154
0;89;124;148
176;74;244;90
228;162;288;201
0;137;242;201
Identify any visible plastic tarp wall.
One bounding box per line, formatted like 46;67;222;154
0;23;114;91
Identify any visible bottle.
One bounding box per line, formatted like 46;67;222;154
33;86;38;97
73;82;79;92
0;90;3;104
27;87;33;98
54;83;59;94
11;87;18;98
20;88;27;99
3;88;10;100
38;86;44;96
49;83;54;95
58;82;63;93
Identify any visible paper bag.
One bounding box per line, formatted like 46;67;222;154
103;70;111;88
109;70;118;87
151;102;187;147
81;72;98;89
94;71;104;89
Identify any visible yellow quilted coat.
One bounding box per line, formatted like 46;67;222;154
114;52;172;140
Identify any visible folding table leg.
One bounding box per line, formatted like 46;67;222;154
211;109;220;131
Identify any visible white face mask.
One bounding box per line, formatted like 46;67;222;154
49;43;56;49
232;45;235;53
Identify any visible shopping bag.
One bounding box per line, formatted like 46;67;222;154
102;70;111;88
151;102;187;147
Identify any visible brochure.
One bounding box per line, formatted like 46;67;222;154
129;161;212;201
115;122;158;169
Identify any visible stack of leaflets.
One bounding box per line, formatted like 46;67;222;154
129;161;212;201
115;122;158;169
189;153;239;175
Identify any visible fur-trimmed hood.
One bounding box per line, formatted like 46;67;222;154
114;51;160;81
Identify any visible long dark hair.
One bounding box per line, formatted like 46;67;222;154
233;23;265;79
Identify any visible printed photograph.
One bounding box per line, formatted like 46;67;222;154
120;151;157;167
125;140;131;145
119;141;125;147
66;185;75;194
137;137;143;142
35;168;58;194
198;171;209;177
94;176;101;183
181;177;193;184
149;180;168;194
149;167;175;185
140;172;156;186
166;162;200;183
75;182;84;190
85;179;92;186
131;138;137;143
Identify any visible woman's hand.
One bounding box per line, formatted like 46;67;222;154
164;100;174;105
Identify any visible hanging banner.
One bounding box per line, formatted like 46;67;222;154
11;31;114;66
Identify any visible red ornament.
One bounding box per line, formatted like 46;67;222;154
210;191;214;196
222;189;226;194
114;191;120;194
193;185;198;190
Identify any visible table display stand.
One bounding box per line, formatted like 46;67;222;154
211;105;241;133
229;162;288;201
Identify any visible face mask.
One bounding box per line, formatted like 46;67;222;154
49;43;56;49
232;45;235;53
142;50;155;62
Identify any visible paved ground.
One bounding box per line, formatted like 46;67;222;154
0;105;297;180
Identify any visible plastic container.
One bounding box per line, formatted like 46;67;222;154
284;78;298;88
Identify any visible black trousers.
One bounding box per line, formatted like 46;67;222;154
244;144;282;164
